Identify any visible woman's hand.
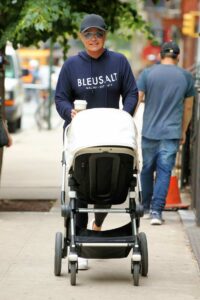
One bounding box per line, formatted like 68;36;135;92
7;134;13;147
71;109;77;119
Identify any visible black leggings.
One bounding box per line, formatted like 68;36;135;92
76;198;111;230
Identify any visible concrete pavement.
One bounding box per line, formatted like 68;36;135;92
0;208;200;299
0;107;200;299
0;126;62;210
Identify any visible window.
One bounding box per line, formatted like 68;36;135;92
5;55;15;78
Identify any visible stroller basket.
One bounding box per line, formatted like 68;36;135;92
76;222;134;259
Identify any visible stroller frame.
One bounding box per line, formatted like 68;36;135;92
54;127;148;286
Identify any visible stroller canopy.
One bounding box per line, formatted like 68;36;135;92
65;108;137;169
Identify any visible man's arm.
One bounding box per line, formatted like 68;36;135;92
133;68;147;116
180;96;194;144
55;62;73;125
120;57;138;115
133;91;145;116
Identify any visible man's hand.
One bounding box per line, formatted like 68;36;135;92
3;120;12;147
181;96;193;145
180;131;186;145
133;90;145;117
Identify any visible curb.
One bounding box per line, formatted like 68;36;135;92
0;199;56;212
178;209;200;270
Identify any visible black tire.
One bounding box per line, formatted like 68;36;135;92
8;120;17;133
133;263;140;286
17;117;22;129
54;232;63;276
70;262;77;286
138;232;148;276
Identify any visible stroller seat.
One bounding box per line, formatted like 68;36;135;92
73;147;135;205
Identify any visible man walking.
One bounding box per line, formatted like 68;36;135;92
137;41;195;225
55;14;138;268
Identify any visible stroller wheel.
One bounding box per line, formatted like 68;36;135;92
138;232;148;276
54;232;63;276
132;263;140;286
70;262;77;286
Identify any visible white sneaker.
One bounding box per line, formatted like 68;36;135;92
150;217;162;225
78;257;89;270
150;212;162;225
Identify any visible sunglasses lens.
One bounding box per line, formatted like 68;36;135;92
84;32;93;39
83;31;104;39
96;32;104;38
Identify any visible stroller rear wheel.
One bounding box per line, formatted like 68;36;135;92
138;232;148;276
54;232;63;276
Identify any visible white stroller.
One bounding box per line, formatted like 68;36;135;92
54;108;148;286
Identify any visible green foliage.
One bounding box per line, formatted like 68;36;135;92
12;0;80;47
0;0;156;51
0;0;24;47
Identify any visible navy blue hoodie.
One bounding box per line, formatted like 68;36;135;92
55;49;138;127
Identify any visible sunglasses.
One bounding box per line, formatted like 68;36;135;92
83;31;105;40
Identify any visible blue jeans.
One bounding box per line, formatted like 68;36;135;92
141;137;179;213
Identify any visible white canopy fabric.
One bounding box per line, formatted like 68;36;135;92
64;108;138;169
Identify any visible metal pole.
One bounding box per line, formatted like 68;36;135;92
0;47;5;180
48;39;53;130
195;6;200;225
196;93;200;225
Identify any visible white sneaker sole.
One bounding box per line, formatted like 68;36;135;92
150;218;162;225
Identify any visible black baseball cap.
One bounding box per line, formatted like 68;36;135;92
160;41;180;55
80;14;107;32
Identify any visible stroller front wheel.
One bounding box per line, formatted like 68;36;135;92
54;232;63;276
70;262;77;286
132;263;140;286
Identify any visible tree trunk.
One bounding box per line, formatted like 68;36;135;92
0;149;3;181
0;46;6;181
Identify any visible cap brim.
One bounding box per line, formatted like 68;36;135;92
81;26;106;32
161;50;180;54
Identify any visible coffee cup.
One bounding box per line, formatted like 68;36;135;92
74;100;87;112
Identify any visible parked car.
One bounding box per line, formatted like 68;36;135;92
5;44;28;133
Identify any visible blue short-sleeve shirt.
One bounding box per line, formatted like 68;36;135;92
137;64;195;139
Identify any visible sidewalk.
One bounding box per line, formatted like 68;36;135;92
0;126;62;210
0;110;200;299
0;206;200;299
